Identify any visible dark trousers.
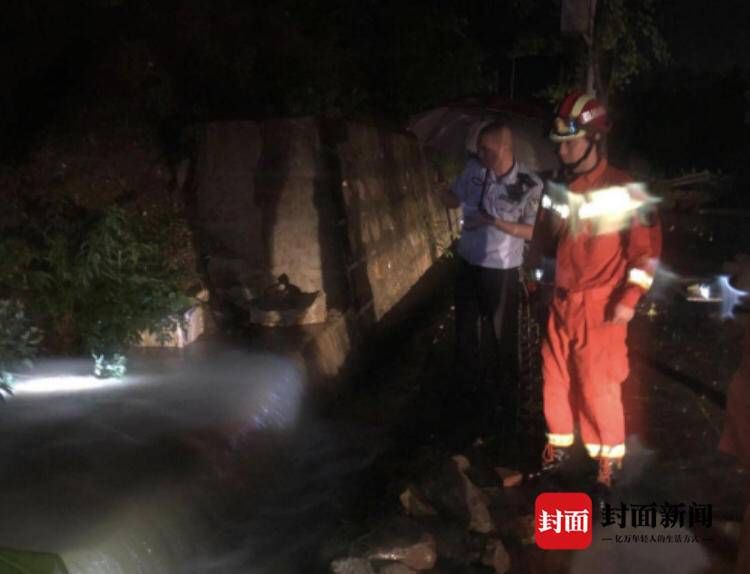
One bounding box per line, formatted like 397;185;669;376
454;256;520;427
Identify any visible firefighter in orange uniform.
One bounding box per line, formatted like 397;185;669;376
533;92;662;489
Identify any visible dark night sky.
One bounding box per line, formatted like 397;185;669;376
1;1;749;174
3;2;748;107
659;0;750;73
4;2;749;83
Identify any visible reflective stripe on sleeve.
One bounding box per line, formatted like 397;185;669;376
628;268;654;290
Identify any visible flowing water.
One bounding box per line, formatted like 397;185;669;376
0;347;382;573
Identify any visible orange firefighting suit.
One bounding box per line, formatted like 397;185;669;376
534;160;662;459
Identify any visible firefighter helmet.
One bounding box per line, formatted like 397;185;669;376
549;92;610;142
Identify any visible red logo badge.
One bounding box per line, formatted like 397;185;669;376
535;492;593;549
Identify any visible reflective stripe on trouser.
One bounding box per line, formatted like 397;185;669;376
585;443;626;458
547;433;575;447
542;289;628;457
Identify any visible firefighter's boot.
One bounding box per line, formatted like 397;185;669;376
592;457;624;511
527;443;571;484
595;457;623;489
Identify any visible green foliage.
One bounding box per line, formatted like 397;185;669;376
535;44;587;103
0;299;42;397
595;0;670;95
131;0;492;120
0;547;69;574
93;353;127;379
528;0;670;104
0;196;193;357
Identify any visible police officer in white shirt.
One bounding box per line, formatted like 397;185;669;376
439;120;543;432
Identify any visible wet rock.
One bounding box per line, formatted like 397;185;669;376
352;517;437;571
424;563;490;574
419;455;493;534
452;454;471;473
249;274;327;325
481;486;503;500
499;514;535;546
206;257;254;291
494;467;522;488
420;521;474;562
377;563;417;574
212;285;253;314
526;545;572;574
463;458;502;489
319;523;367;568
137;303;205;348
481;538;511;574
400;486;438;517
331;557;376;574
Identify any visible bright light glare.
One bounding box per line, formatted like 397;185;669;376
684;276;748;317
542;192;571;219
544;181;660;235
3;351;305;437
13;375;125;395
578;186;643;220
718;275;748;319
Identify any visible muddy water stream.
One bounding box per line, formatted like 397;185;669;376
0;348;385;573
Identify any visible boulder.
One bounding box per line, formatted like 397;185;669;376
352;517;437;571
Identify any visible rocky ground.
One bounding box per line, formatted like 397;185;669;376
318;213;748;574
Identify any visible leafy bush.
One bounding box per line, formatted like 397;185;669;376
0;299;42;396
0;195;194;357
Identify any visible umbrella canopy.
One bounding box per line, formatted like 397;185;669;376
408;97;559;174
